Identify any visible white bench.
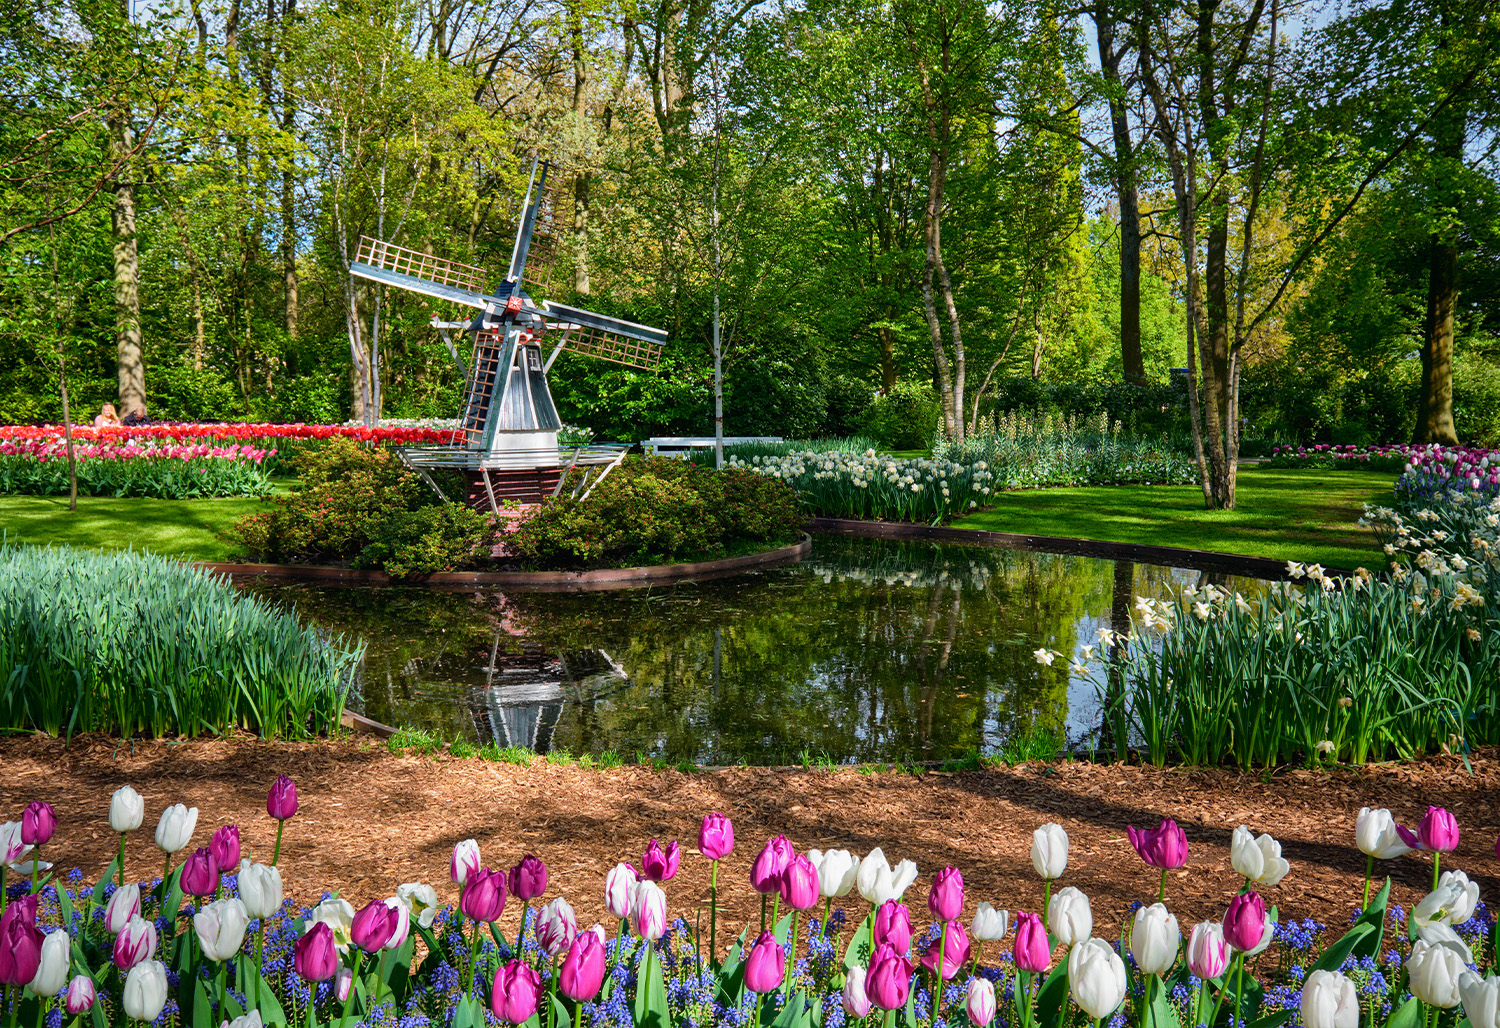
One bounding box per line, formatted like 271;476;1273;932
641;436;783;457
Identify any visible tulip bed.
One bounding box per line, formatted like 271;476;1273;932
0;439;277;500
2;776;1498;1028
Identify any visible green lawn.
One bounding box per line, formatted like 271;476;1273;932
0;495;271;562
950;466;1395;569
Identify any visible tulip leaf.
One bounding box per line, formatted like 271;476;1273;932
1384;997;1422;1028
453;994;486;1028
1246;1011;1293;1028
1352;879;1392;959
632;943;669;1028
1032;958;1070;1028
256;964;290;1026
89;854;120;920
774;912;795;947
715;949;747;1010
385;933;417;1005
771;989;814;1028
1144;974;1182;1028
193;977;214;1028
550;991;571;1028
1309;921;1373;975
842;914;872;971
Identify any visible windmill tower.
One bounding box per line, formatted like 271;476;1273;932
348;158;668;509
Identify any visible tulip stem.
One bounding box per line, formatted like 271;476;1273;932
753;991;765;1028
1233;954;1246;1028
1431;853;1441;893
1362;856;1373;912
785;912;799;1000
272;820;285;867
759;894;767;936
0;868;7;917
1157;868;1167;905
1208;953;1242;1028
933;928;947;1027
340;949;363;1028
517;903;530;958
117;834;127;889
8;986;18;1028
470;921;485;993
29;845;40;895
1042;881;1052;930
710;860;720;970
822;898;833;939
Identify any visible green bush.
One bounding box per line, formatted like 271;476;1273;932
861;381;941;450
1454;353;1500;446
509;456;803;569
353;504;499;577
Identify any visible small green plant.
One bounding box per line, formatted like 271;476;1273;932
939;750;983;772
998;726;1063;766
386;727;443;755
477;743;504;762
546;748;575;766
577;753;596;769
449;739;476;759
595;751;623;770
498;746;536;765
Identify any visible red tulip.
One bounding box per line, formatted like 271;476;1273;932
873;900;912;955
865;942;914;1011
1417;807;1460;852
209;824;240;871
751;835;794;894
0;896;43;986
351;899;397;954
508;855;548;901
743;931;786;994
462;867;508;922
779;854;820;911
699;813;735;861
1013;911;1050;973
267;776;298;820
921;921;970;980
1223;892;1267;953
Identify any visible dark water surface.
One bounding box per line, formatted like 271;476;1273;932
243;537;1267;765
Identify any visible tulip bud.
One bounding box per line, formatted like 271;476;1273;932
195;898;250;962
1030;824;1068;881
1130;903;1180;976
154;804;198;855
1460;972;1500;1028
842;965;872;1019
106;884;142;934
641;839;680;882
538;897;578;958
928;865;964;922
335;967;353;1003
382;897;412;952
461;867;508;923
559;928;607;1002
1418;807;1460;853
971;903;1008;942
604;863;638;921
20;802;56;847
1047;887;1093;946
492;960;542;1024
699;813;735;861
1301;970;1359;1028
64;975;96;1015
856;848;919;906
920;921;970;980
113;917;157;971
1186;922;1229;980
210;824;241;872
294;922;339;982
180;847;220;898
866;943;914;1011
351;899;397;954
872;900;911;955
1013;911;1050;973
1223;893;1268;953
1356;807;1416;858
781;854;820;911
1127;819;1188;870
967;978;997;1028
744;930;786;994
266;775;298;820
1229;826;1290;886
751;836;794;895
1067;938;1127;1019
397;883;439;929
634;881;667;941
237;860;284;920
0;897;42;986
122;960;169;1023
1409;938;1467;1008
28;930;69;997
808;849;858;899
452;840;481;885
109;787;145;834
508;854;548;901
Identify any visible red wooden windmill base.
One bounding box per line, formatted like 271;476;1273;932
464;467;562;511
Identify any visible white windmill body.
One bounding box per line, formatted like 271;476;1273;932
347;159;668;508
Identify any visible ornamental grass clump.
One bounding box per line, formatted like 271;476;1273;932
0;545;359;739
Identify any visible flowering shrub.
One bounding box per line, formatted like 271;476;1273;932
3;781;1498;1028
0;438;276;499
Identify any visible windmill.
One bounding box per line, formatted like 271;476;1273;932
348;157;668;510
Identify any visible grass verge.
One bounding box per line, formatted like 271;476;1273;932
950;466;1394;569
0;495;270;562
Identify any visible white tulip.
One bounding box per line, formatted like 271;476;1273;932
1301;971;1359;1028
154;804;198;854
1416;922;1474;965
1047;886;1093;946
397;882;439;929
841;965;872;1019
1460;972;1500;1028
109;786;145;833
1355;807;1414;859
807;849;859;899
1409;938;1468;1008
971;902;1009;942
451;840;481;886
122;960;169;1022
106;884;142;934
1130;903;1180;976
1067;937;1127;1019
0;823;31;865
634;881;667;941
1031;824;1068;880
28;931;70;998
1229;826;1290;886
194;898;250;962
1416;871;1481;928
605;863;638;921
383;897;411;951
538;897;578;958
221;1013;265;1028
236;860;284;920
856;848;918;905
310;896;355;950
967;978;998;1027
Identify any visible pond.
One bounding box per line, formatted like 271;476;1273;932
244;536;1268;765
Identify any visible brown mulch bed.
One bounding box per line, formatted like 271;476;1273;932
8;736;1498;941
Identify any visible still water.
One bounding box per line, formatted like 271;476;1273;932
244;537;1267;765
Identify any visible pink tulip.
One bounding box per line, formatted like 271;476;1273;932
492;960;542;1024
699;813;735;861
780;854;820;911
266;775;298;820
743;931;786;994
1186;923;1229;979
928;866;964;922
210;824;241;871
866;942;914;1011
113;917;156;971
921;921;970;980
1223;892;1267;953
462;867;508;923
294;922;338;981
641;839;680;882
873;900;912;954
1127;819;1189;869
20;802;56;846
1013;911;1050;973
351;899;397;953
508;855;548;901
64;975;96;1014
751;835;794;894
452;840;481;885
1417;807;1460;852
180;847;219;898
0;896;43;986
559;929;606;1002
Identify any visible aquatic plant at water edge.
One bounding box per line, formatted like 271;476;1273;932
0;545;359;738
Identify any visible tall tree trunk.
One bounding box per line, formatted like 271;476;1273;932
110;120;145;416
1094;5;1145;385
570;2;592;295
281;0;299;344
878;326;897;391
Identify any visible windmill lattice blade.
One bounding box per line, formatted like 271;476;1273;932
352;237;491;308
551;322;663;372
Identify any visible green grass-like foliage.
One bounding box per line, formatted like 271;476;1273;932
0;544;360;739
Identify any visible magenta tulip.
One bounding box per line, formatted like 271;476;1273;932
1013;911;1050;973
641;839;681;882
0;896;43;986
492;960;542;1024
1223;892;1267;953
64;975;96;1014
751;835;794;894
866;942;914;1011
699;813;735;861
508;854;548;901
743;930;786;994
209;824;241;871
20;802;56;847
351;899;397;954
462;867;508;923
559;929;606;1002
112;917;155;970
1127;819;1189;869
921;920;970;980
873;900;912;955
294;922;338;981
1418;807;1460;852
179;847;219;898
928;865;964;922
266;775;298;820
780;854;820;911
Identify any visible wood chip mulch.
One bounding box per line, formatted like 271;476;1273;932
6;736;1498;942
